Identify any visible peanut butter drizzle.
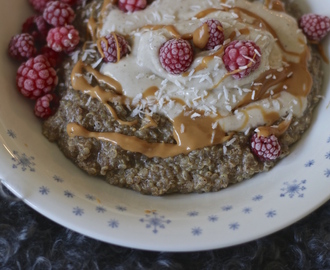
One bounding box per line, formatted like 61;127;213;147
229;28;250;40
142;24;194;40
74;2;314;157
317;43;330;64
97;37;107;58
234;50;312;110
71;61;137;126
193;24;210;49
194;8;224;19
140;115;158;130
247;105;280;125
142;25;182;39
112;33;121;63
256;116;292;137
182;46;225;77
67;111;231;158
142;86;186;107
87;17;98;42
142;86;159;98
236;105;280;131
193;6;300;57
101;0;117;14
264;0;285;12
97;33;121;63
232;7;301;57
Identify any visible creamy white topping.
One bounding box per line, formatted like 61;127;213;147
99;0;308;133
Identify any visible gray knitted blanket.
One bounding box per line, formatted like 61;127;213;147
1;183;330;269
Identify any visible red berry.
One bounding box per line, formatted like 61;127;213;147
47;25;80;53
40;46;62;67
16;55;58;99
8;34;36;61
118;0;147;12
222;40;261;79
29;0;52;13
299;13;330;42
34;93;58;119
99;33;130;63
250;133;281;161
22;16;49;46
60;0;79;5
204;19;225;50
43;1;75;27
159;39;193;75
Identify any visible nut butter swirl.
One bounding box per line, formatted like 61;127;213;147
68;0;313;158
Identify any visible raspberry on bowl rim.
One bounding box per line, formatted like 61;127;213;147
8;33;37;61
47;24;80;53
16;55;58;99
43;1;76;27
22;15;49;46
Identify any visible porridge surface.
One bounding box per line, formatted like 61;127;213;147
42;0;323;195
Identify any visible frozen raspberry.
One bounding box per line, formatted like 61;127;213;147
43;1;75;27
60;0;79;5
34;93;58;119
203;19;225;50
47;25;80;53
22;16;49;46
250;133;281;161
16;55;58;99
159;39;193;75
40;46;62;67
99;33;130;63
29;0;52;13
118;0;147;12
8;34;36;61
299;14;330;42
222;40;261;79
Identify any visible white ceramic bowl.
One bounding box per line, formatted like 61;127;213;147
0;0;329;252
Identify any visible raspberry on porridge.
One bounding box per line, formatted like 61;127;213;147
34;93;59;119
159;39;194;75
222;40;262;79
97;33;130;63
299;14;330;42
118;0;147;12
202;19;225;50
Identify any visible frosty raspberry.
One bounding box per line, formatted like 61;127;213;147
8;34;36;61
98;33;130;63
222;40;261;79
299;13;330;42
251;133;281;161
16;55;58;99
159;39;194;75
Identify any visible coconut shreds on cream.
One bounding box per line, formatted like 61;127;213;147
82;0;309;136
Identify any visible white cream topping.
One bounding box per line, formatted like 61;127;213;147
99;0;308;133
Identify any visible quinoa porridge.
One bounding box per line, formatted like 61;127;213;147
39;0;324;195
